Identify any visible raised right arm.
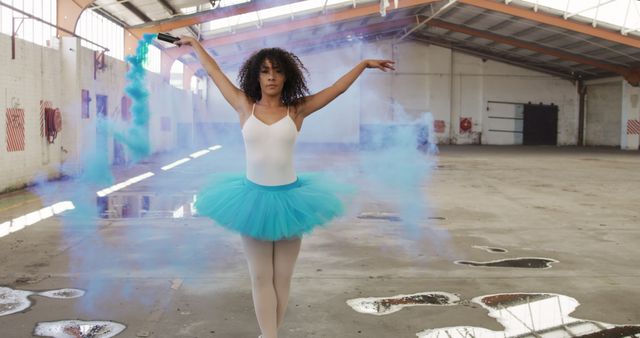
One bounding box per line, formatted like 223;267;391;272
176;36;250;113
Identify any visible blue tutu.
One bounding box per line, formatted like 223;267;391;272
194;172;353;241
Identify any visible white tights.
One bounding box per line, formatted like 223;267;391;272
241;235;302;338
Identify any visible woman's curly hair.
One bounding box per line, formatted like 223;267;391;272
238;48;309;106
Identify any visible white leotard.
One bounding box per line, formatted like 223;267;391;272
241;104;299;186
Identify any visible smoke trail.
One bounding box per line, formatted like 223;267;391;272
356;101;451;257
59;34;158;315
113;33;157;162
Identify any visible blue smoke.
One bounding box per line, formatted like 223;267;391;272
357;104;450;256
113;33;157;162
60;34;158;314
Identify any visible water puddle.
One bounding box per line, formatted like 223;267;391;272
346;292;460;315
0;287;32;316
455;257;557;268
417;293;640;337
0;286;85;316
348;291;640;337
97;192;196;219
34;320;126;338
472;245;508;253
38;288;86;299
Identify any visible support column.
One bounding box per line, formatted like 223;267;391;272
57;0;92;37
183;67;195;92
621;80;640;150
577;80;586;146
59;37;82;173
161;53;176;83
124;30;140;58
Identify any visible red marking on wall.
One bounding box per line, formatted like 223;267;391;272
40;100;52;137
460;117;472;133
627;120;640;135
6;108;25;152
434;120;446;133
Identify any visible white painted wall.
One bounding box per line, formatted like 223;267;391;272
202;41;585;148
483;102;524;145
0;34;197;192
0;34;63;192
585;80;622;147
301;46;362;144
350;41;578;146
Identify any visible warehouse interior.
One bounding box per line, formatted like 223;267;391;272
0;0;639;337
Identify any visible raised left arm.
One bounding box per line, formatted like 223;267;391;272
296;59;395;118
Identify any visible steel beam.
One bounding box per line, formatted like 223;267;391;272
428;19;634;78
165;0;439;59
458;0;640;48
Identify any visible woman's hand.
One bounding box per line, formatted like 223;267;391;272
175;35;198;47
365;59;395;72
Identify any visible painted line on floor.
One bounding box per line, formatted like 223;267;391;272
0;145;222;238
0;201;75;238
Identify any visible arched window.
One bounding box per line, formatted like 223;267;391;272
76;7;124;60
170;59;184;89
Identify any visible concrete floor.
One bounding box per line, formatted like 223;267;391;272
0;145;639;338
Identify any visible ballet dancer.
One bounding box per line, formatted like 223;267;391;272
176;35;394;338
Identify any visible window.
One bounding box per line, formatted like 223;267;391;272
144;44;161;73
0;0;57;48
76;7;124;60
170;60;184;89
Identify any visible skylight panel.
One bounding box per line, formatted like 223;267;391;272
181;6;197;14
520;0;640;34
203;0;365;34
219;0;251;7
